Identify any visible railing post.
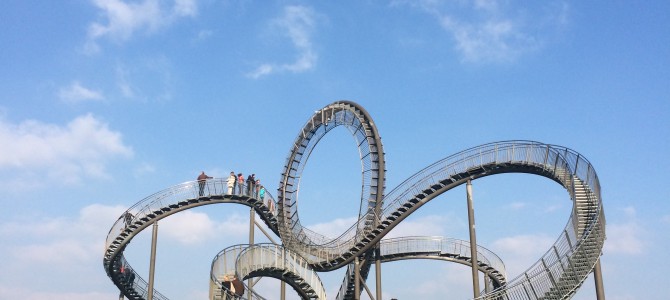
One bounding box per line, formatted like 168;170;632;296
466;180;480;298
543;258;557;287
524;273;538;299
147;222;158;300
543;145;550;167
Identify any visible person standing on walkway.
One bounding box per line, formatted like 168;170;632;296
197;171;212;196
246;174;255;195
227;172;236;194
254;179;260;197
237;173;244;195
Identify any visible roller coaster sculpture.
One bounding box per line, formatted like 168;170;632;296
104;101;606;300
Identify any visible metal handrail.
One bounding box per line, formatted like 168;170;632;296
211;244;327;299
277;141;604;300
104;179;279;300
105;138;604;300
378;236;506;279
105;179;278;251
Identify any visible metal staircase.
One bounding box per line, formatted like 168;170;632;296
104;100;605;300
103;180;280;300
335;236;509;300
211;244;327;299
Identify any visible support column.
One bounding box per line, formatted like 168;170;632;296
249;208;255;298
466;180;480;298
354;257;361;300
281;281;286;300
375;247;382;300
147;222;159;300
594;258;606;300
119;291;124;300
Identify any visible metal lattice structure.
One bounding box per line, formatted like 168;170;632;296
103;100;605;300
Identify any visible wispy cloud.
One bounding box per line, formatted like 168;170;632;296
384;214;461;238
491;233;555;275
116;64;135;98
393;0;569;64
0;286;117;300
0;204;128;299
58;81;104;103
307;217;358;239
603;206;647;255
247;5;319;78
159;210;248;244
84;0;199;54
0;204;126;265
507;201;527;210
114;58;174;102
0;114;133;186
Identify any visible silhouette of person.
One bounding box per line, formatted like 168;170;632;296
227;172;236;194
237;173;244;195
197;171;212;196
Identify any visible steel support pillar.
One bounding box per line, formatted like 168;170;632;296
466;180;480;298
119;291;124;300
147;222;158;300
375;247;382;300
249;207;255;298
354;257;361;300
594;258;606;300
281;281;286;300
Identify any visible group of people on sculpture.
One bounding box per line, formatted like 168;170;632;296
197;171;274;213
221;274;245;299
117;262;135;289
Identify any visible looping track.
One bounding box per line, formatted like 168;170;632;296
104;101;605;300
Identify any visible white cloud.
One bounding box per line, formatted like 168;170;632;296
491;233;555;276
113;58;174;102
116;64;135;98
0;286;117;300
173;0;198;17
395;0;568;63
307;217;358;239
442;16;539;63
604;222;645;255
0;114;133;185
12;239;95;264
0;204;126;266
193;29;213;43
384;215;456;238
304;214;459;242
58;81;104;103
247;5;319;78
85;0;199;53
161;210;218;244
507;201;526;210
134;162;156;177
602;205;646;255
160;211;249;245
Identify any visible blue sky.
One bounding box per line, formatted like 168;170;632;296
0;0;668;299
